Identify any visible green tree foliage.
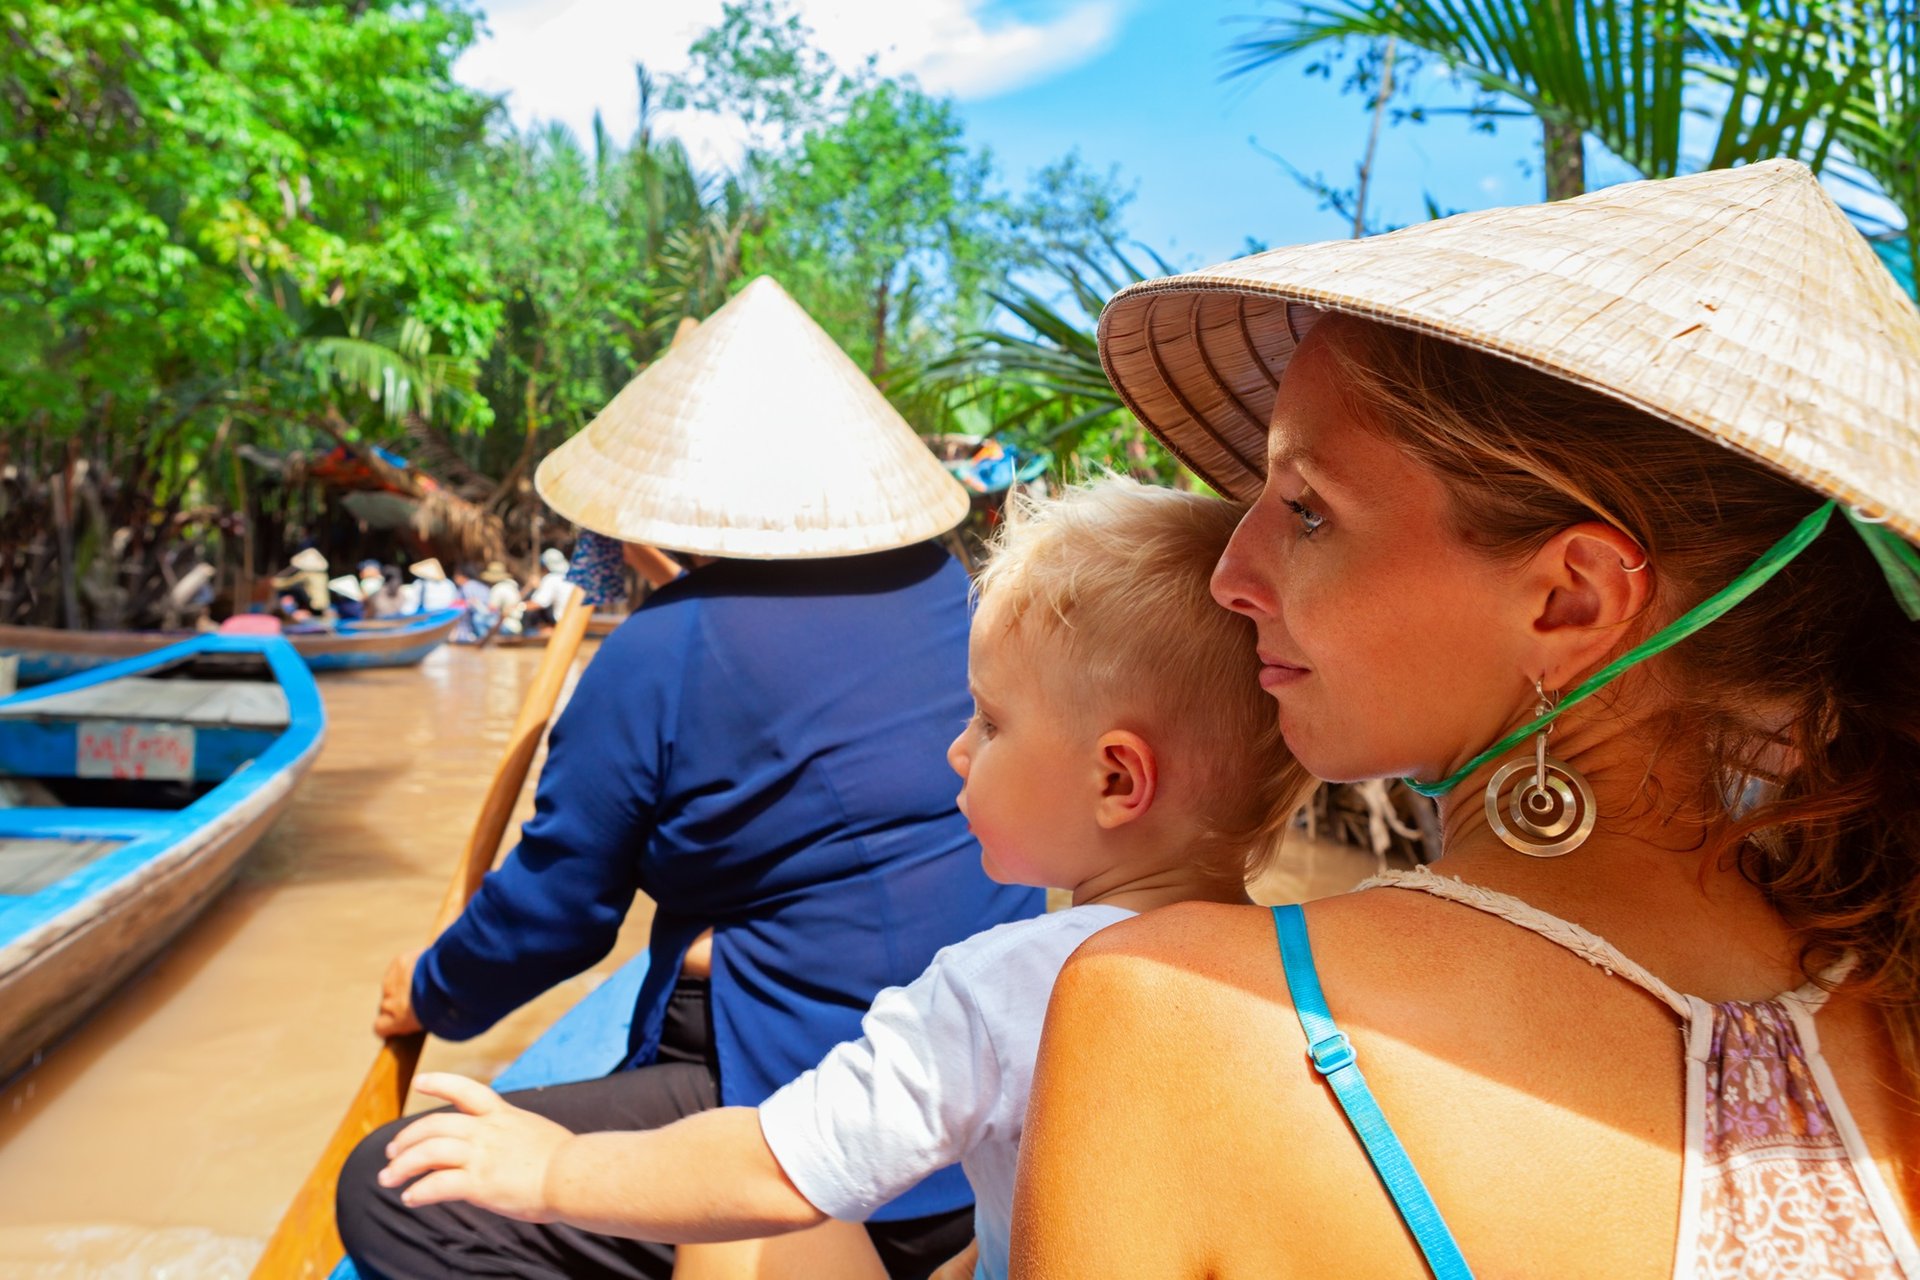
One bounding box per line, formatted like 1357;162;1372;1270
2;0;1186;620
666;0;1168;481
906;238;1183;485
1;0;498;451
749;81;1002;379
449;83;753;502
669;2;1033;389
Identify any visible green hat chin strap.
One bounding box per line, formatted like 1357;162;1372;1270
1405;500;1920;800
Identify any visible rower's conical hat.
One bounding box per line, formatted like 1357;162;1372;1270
1100;159;1920;545
535;277;968;559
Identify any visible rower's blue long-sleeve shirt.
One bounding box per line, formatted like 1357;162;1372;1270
412;542;1042;1221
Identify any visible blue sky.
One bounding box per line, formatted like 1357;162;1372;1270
454;0;1577;271
950;0;1553;268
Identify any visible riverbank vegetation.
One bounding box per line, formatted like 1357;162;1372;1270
4;0;1913;629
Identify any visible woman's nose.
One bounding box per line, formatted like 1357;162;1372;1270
1212;508;1279;618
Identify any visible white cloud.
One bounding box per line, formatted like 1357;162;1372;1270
455;0;1122;165
801;1;1121;100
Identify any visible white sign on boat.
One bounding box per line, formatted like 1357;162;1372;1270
76;721;197;781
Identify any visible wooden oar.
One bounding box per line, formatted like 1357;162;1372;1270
249;585;592;1280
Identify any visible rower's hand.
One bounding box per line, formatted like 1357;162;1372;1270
374;948;425;1039
380;1073;570;1223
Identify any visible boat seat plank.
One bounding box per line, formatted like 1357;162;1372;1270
0;677;291;729
0;836;124;896
0;778;61;807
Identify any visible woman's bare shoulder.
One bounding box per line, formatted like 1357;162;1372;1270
1064;901;1284;997
1068;891;1446;987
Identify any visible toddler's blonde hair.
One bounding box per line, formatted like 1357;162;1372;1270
974;477;1312;886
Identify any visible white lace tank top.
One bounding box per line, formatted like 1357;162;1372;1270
1361;867;1920;1279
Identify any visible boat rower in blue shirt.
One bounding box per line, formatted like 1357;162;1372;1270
337;277;1043;1280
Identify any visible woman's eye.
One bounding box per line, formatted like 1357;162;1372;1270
1283;498;1325;537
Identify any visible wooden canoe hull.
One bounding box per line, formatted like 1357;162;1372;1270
0;610;460;683
0;635;326;1084
0;761;307;1083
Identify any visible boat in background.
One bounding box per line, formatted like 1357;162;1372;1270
490;610;622;647
0;608;462;685
0;632;325;1082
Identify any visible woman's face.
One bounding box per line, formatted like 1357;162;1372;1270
1210;321;1538;784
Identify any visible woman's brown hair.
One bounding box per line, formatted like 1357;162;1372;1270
1323;314;1920;1082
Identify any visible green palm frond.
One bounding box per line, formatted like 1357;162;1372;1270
1823;5;1919;262
1230;0;1866;185
908;241;1153;454
302;315;473;425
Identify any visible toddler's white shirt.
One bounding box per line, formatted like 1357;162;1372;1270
757;903;1135;1280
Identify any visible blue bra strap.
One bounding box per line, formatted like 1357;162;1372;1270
1271;905;1475;1280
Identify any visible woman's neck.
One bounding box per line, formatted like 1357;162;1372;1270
1427;709;1805;1000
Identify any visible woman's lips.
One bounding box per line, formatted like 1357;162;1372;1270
1258;654;1309;689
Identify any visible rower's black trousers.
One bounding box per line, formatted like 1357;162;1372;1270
336;979;973;1280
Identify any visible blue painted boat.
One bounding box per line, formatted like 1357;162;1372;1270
327;951;651;1280
0;634;326;1082
0;608;462;685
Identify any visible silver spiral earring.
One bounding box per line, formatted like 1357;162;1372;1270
1484;681;1596;858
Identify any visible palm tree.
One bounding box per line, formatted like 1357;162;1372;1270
1229;0;1869;199
1805;5;1918;281
908;240;1181;478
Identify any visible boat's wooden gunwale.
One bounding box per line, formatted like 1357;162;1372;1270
0;609;460;679
0;774;304;1083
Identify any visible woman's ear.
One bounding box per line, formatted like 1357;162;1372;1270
1527;520;1654;688
1093;731;1158;830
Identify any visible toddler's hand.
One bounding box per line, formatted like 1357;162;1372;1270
379;1073;571;1223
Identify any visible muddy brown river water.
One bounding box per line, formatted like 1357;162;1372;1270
0;641;1377;1278
0;643;652;1277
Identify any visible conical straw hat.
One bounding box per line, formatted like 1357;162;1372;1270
290;548;328;573
1100;159;1920;545
535;277;969;559
409;557;446;582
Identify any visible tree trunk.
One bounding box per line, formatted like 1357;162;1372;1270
51;460;80;630
1543;117;1586;201
1353;39;1398;238
870;275;890;379
488;341;546;505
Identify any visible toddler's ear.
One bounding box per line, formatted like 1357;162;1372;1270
1094;731;1158;829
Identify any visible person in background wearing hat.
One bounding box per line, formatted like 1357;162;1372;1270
522;546;574;629
1012;161;1920;1278
339;277;1044;1280
328;574;366;622
402;557;458;615
449;563;495;642
481;560;525;636
271;547;331;620
360;561;407;619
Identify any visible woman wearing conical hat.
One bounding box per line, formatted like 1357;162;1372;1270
338;277;1042;1279
271;547;331;619
1015;161;1920;1277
